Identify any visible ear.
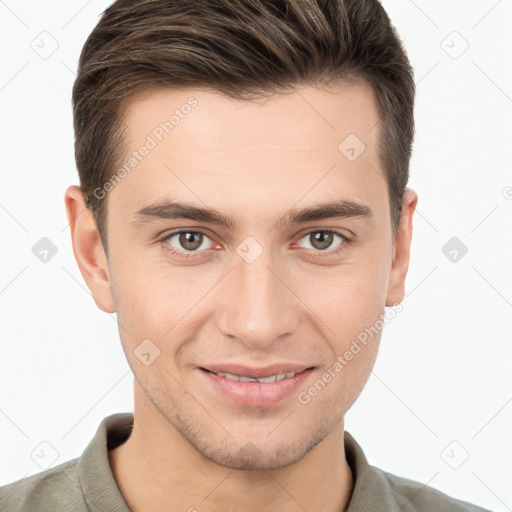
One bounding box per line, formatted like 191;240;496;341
385;188;418;307
64;185;116;313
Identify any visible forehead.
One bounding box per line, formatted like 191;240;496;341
121;80;380;151
110;81;386;219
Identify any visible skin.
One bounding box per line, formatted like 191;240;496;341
64;80;417;512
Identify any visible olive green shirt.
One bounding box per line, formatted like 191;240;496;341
0;412;492;511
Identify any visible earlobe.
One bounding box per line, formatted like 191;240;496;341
385;188;418;307
64;185;116;313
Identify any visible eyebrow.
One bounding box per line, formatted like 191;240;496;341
130;199;373;229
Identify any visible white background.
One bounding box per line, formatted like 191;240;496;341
1;1;511;510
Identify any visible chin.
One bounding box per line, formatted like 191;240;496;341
181;420;332;471
198;442;308;471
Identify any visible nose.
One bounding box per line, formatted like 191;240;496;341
216;248;300;350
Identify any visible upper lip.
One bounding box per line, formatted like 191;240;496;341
200;363;313;378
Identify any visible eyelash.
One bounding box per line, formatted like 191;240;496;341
158;228;353;260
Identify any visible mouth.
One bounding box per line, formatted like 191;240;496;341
198;364;315;407
201;367;311;383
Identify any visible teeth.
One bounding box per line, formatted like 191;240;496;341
220;372;240;381
239;376;258;382
257;375;278;383
213;370;300;382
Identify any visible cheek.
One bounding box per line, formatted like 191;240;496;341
299;257;388;331
109;258;216;355
109;258;173;344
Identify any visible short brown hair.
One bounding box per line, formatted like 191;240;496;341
72;0;415;255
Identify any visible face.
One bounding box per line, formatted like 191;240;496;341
67;81;416;471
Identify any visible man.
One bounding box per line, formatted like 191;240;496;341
0;0;493;510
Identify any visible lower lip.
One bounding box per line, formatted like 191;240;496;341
199;367;314;407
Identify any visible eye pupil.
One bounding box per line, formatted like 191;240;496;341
179;231;203;251
311;231;334;250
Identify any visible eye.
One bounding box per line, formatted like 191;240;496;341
159;228;352;260
161;229;216;258
295;229;349;255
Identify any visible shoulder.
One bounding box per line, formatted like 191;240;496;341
343;431;493;512
0;457;88;512
379;468;493;512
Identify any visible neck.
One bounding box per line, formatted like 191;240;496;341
109;385;354;512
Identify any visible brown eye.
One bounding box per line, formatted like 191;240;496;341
163;230;215;256
297;230;346;253
309;231;335;250
178;231;203;251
